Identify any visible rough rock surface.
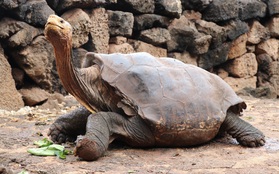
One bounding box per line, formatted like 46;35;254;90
87;8;109;53
226;53;258;78
266;0;279;15
195;19;226;49
191;33;212;55
109;43;135;54
198;42;231;70
14;0;54;27
19;87;49;106
247;20;270;45
109;36;135;53
268;75;279;96
116;0;155;14
267;16;279;38
181;0;212;11
224;76;257;92
0;46;24;111
228;34;247;59
128;39;167;57
167;15;198;52
237;0;266;20
134;14;170;31
12;68;25;89
10;36;56;91
62;8;92;48
107;10;134;36
202;0;238;22
46;0;117;13
225;19;249;41
139;28;171;46
168;52;197;66
155;0;182;18
256;39;279;61
0;18;42;47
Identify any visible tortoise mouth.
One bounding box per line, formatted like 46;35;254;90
45;22;64;30
44;22;66;41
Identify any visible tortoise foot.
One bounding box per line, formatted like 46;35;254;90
47;107;90;144
48;122;76;144
74;136;105;161
237;133;265;147
222;111;265;148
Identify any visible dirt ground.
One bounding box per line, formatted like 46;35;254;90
0;95;279;174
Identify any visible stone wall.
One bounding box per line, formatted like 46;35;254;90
0;0;279;110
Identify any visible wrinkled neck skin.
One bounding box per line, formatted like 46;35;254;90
52;38;99;112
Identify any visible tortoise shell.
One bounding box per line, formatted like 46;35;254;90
88;52;246;146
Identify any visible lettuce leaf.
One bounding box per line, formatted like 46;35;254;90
27;138;72;159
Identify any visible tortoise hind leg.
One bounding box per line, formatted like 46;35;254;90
220;111;265;147
74;112;155;161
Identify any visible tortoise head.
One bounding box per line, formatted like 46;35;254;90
44;15;72;47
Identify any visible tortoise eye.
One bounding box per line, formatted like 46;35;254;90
60;20;64;23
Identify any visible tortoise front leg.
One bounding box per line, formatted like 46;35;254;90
48;106;91;143
220;111;265;147
74;112;155;161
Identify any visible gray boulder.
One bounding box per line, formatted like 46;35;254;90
116;0;155;14
238;0;266;20
198;42;231;70
225;19;249;41
139;28;171;47
266;0;279;15
195;19;226;49
181;0;212;11
167;15;198;52
14;0;54;27
0;18;42;47
189;33;212;55
154;0;182;18
134;14;170;31
46;0;116;13
257;53;273;81
107;10;134;36
0;0;26;9
202;0;238;22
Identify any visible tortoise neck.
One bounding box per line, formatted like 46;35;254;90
53;39;91;110
53;40;77;92
52;38;119;113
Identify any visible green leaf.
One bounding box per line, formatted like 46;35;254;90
33;138;53;147
28;138;71;159
48;144;65;152
27;147;58;156
55;151;66;159
64;149;73;155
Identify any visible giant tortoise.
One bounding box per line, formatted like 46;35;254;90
44;15;265;161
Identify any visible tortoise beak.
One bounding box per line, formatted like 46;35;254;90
45;15;64;29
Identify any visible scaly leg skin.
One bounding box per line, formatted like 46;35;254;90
74;112;155;161
48;106;91;144
220;111;265;147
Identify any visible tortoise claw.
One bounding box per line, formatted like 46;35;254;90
237;133;265;148
48;122;76;144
